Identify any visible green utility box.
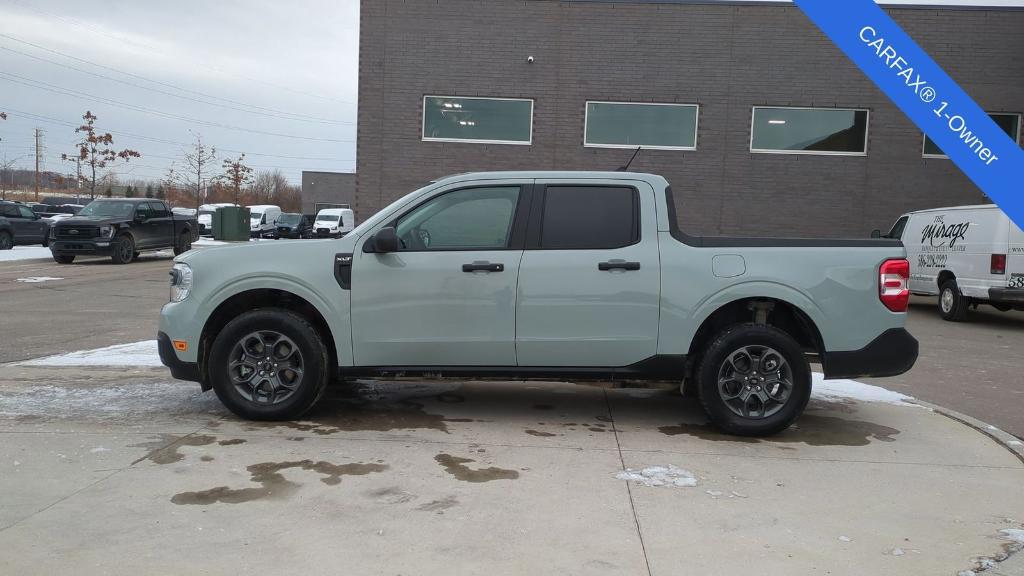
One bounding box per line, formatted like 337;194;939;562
212;206;250;241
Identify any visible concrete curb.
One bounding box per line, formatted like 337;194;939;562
910;399;1024;576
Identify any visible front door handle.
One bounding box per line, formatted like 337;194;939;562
598;260;640;271
462;261;504;273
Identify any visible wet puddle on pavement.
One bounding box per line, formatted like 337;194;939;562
658;414;900;446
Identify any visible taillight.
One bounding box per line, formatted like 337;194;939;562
879;258;910;312
991;254;1006;275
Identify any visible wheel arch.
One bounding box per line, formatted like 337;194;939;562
686;296;825;370
198;284;342;389
937;269;956;289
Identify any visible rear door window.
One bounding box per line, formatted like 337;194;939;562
538;186;638;249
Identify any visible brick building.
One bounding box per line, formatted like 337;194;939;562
301;171;356;215
356;0;1023;237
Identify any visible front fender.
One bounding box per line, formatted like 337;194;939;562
199;273;351;367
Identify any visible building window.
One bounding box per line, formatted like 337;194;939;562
422;96;533;145
750;107;869;155
584;102;698;150
923;112;1021;158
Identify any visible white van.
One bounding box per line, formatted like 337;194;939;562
313;208;355;238
880;204;1024;321
247;205;282;238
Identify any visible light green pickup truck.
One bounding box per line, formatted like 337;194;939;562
159;171;918;436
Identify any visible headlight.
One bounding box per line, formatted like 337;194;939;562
99;225;114;238
169;263;193;302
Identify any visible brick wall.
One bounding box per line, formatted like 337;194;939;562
301;171;356;215
357;0;1024;237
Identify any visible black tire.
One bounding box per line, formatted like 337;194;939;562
939;279;969;321
111;234;135;264
696;323;811;437
173;230;192;255
42;235;49;248
52;253;75;264
208;308;330;421
0;231;12;250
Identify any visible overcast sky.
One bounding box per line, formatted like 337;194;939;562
0;0;1021;186
0;0;358;185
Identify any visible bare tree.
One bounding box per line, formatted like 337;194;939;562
0;154;23;200
61;111;140;199
167;134;217;210
250;169;290;204
220;153;253;205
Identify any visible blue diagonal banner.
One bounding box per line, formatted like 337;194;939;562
794;0;1023;230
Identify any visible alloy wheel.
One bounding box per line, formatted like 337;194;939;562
717;345;794;419
228;330;305;405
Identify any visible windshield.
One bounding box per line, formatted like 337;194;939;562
79;201;136;218
278;214;301;224
348;182;438;238
250;212;264;222
316;214;340;222
199;210;215;217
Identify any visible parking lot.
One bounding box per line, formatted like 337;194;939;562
2;249;1023;575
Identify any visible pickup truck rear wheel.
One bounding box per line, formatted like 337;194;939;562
111;235;135;264
173;230;192;255
208;308;329;420
696;323;811;437
52;253;75;264
938;280;969;321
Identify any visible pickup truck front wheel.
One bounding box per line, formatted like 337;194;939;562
696;324;811;437
111;235;135;264
173;231;192;255
208;308;330;420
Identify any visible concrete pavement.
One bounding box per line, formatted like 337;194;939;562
1;363;1022;575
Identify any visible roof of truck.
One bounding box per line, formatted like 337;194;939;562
906;204;1000;214
432;171;667;185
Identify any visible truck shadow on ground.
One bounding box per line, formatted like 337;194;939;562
231;379;899;448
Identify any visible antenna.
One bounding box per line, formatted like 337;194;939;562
617;146;641;172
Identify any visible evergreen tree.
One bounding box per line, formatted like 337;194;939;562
145;184;154;198
125;185;135;198
104;186;113;197
156;185;166;200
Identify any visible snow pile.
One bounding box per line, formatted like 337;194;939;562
19;341;162;367
1001;528;1024;545
15;276;63;283
810;372;919;407
616;465;698;487
193;238;227;246
0;381;222;418
0;246;52;262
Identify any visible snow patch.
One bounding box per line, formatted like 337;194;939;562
0;381;222;418
811;372;920;407
15;276;63;283
1001;528;1024;544
0;245;52;262
1007;440;1022;447
616;465;698;488
18;341;162;367
838;536;851;542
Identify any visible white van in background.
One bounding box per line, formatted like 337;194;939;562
313;208;355;238
247;205;282;238
880;204;1024;321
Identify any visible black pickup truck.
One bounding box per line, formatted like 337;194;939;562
49;198;198;264
0;200;51;249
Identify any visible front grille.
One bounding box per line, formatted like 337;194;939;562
317;228;330;234
56;225;99;239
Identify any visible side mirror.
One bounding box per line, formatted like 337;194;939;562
870;229;882;239
363;226;399;253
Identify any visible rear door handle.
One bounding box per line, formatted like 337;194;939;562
462;261;504;273
598;260;640;271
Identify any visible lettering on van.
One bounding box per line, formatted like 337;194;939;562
920;215;969;249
